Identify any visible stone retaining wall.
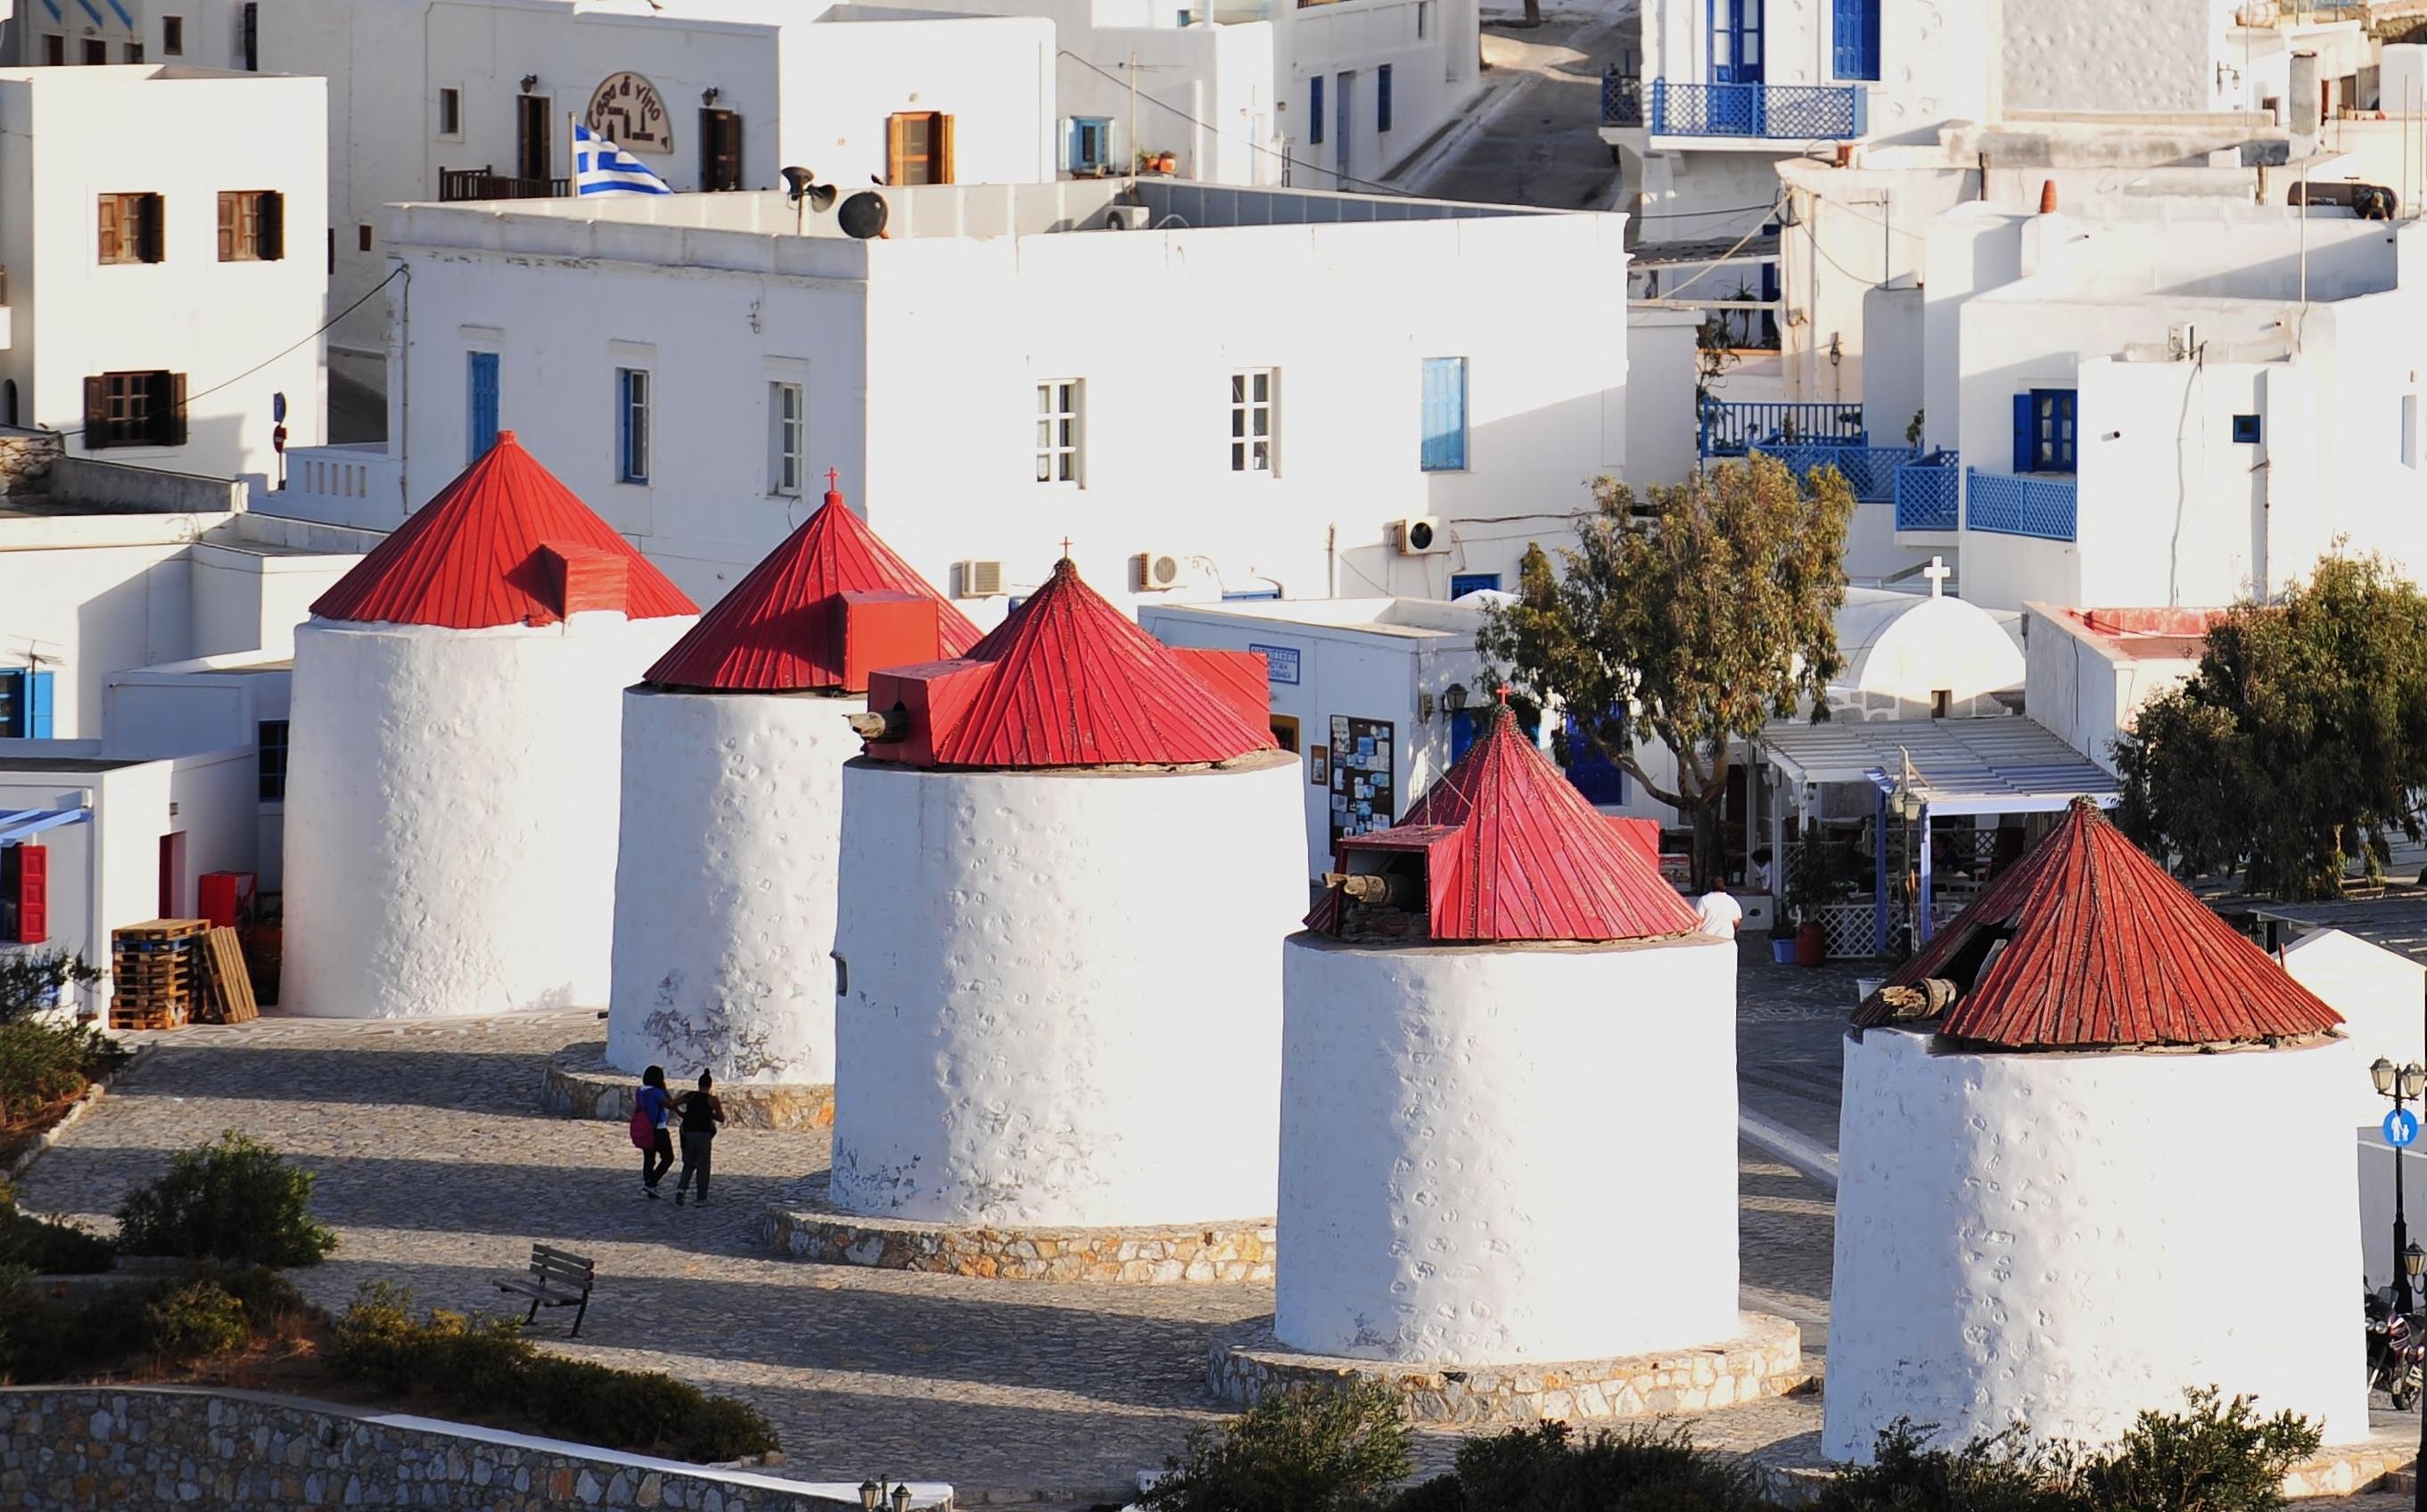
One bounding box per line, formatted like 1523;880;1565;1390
0;1388;913;1512
543;1043;835;1131
762;1178;1274;1282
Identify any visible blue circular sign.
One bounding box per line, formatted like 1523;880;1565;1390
272;391;287;423
2389;1108;2421;1148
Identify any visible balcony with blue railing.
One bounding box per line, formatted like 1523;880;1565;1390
1753;442;1915;503
1893;451;1960;531
1964;469;2077;542
1602;79;1868;140
1700;401;1864;459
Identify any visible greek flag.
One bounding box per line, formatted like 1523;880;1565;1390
572;123;672;197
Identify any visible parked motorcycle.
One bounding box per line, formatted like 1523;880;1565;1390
2365;1286;2424;1410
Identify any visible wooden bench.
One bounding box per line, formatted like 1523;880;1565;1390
497;1244;596;1337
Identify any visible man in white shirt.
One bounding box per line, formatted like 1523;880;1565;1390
1695;887;1743;940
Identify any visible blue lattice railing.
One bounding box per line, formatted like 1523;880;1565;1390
1894;451;1960;530
1650;81;1869;141
1964;469;2077;541
1601;71;1644;127
1700;401;1865;458
1754;442;1916;503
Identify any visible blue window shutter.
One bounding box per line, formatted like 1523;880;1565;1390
1310;76;1325;144
1832;0;1879;78
1378;65;1394;132
1419;357;1468;472
1449;709;1476;762
1065;119;1082;172
467;352;499;460
28;670;53;738
1450;571;1501;597
2012;392;2034;473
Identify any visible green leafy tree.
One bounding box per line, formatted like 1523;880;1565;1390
2114;553;2427;900
1477;455;1855;890
0;950;102;1025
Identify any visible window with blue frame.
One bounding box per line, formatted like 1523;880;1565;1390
616;367;650;483
1831;0;1879;80
1309;75;1325;144
466;351;499;462
1420;357;1468;472
1378;65;1394;132
0;668;54;738
1449;571;1501;598
1711;0;1763;85
2012;388;2077;473
1067;117;1112;175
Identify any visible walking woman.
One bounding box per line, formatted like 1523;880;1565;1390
634;1064;675;1198
673;1072;726;1206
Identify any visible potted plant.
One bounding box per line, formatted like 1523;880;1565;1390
1156;151;1178;175
1784;829;1848;969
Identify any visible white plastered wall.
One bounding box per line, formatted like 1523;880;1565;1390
829;750;1304;1226
606;686;862;1085
1825;1026;2368;1459
281;611;692;1018
1276;933;1738;1362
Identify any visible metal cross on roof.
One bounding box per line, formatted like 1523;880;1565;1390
825;467;840;493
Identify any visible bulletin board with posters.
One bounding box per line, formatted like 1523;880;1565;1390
1328;716;1396;844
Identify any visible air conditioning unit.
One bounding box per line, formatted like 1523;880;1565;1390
1133;550;1186;591
1393;516;1450;556
956;559;1006;597
1103;204;1150;231
2168;322;2200;362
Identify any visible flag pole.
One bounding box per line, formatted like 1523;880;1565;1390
568;111;578;197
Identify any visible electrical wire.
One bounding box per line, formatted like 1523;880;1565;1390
1638;200;1782;220
1650;195;1786;298
1058;49;1428;199
46;267;407;442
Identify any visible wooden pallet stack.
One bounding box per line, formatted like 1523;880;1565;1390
193;925;259;1024
110;918;209;1030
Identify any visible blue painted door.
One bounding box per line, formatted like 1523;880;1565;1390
467;351;499;460
1449;571;1501;597
1831;0;1879;80
1562;712;1626;805
1710;0;1764;134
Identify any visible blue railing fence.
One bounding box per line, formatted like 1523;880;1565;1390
1699;401;1865;458
1643;80;1868;139
1892;452;1961;530
1964;469;2077;541
1754;442;1916;503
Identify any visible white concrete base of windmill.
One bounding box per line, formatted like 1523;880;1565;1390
1205;1312;1808;1426
758;1172;1274;1282
540;1041;835;1130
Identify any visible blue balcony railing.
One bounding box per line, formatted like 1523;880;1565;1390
1965;469;2077;542
1700;401;1864;458
1894;451;1960;530
1754;442;1915;503
1642;80;1868;140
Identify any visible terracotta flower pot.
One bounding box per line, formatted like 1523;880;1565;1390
1156;152;1177;174
1795;921;1826;968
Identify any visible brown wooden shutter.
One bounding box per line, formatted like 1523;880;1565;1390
259;192;284;260
83;376;106;443
937;113;955;185
162;373;188;447
218;192;235;260
718;112;742;191
96;195;120;265
136;194;164;264
886;113;907;185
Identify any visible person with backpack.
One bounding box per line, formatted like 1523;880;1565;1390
672;1072;727;1206
629;1065;675;1198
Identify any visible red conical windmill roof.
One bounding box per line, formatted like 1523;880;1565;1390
859;558;1276;768
311;431;696;629
1855;798;2344;1048
1312;704;1702;943
644;481;982;691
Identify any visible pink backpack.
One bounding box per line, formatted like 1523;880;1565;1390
629;1097;654;1150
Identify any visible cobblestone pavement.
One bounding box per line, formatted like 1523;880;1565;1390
1736;947;1871;1156
15;1005;1837;1506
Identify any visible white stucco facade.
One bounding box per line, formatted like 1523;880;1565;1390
281;611;690;1018
0;65;327;484
1826;586;2020;721
605;686;861;1084
1825;1026;2367;1459
286;183;1626;620
829;751;1303;1226
1275;933;1739;1362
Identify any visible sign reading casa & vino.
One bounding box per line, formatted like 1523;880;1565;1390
588;72;672;154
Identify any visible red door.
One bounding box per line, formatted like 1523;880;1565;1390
158;832;186;918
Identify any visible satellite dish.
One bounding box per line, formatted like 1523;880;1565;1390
838;191;889;240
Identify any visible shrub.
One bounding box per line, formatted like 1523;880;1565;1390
1434;1421;1772;1512
0;950;103;1025
116;1130;336;1268
0;1183;115;1274
326;1286;777;1463
188;1262;309;1333
1142;1384;1411;1512
146;1279;251;1363
1808;1422;2091;1512
0;1019;126;1124
2084;1388;2323;1512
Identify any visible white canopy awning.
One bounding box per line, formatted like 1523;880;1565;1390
1758;714;2119;818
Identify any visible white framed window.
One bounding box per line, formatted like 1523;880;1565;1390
1230;369;1275;473
1035;379;1082;484
769;380;804;495
616;367;650;483
1416;0;1431;37
438;86;463;139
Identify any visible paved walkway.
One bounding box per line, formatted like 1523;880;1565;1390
1402;0;1634;210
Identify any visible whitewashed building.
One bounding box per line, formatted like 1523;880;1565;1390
1828;799;2364;1459
2020;603;2209;775
283;181;1633;619
0;63;326;484
282;431;696;1018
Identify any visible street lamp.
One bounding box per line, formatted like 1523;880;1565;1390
2373;1056;2427;1315
893;1485;914;1512
860;1481;882;1512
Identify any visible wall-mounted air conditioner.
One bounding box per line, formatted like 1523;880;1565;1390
956;559;1006;597
1393;516;1450;556
1133;551;1185;591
